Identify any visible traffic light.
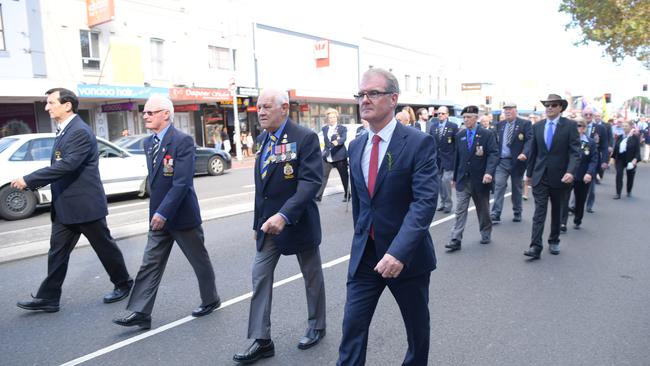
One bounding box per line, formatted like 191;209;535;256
644;84;648;92
485;96;492;105
604;93;611;103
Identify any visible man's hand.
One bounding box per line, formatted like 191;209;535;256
374;253;404;279
583;174;592;184
150;213;166;231
601;162;608;170
10;178;27;190
561;173;574;184
517;153;527;161
482;174;493;184
260;213;287;235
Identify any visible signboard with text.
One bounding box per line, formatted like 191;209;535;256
314;40;330;68
86;0;115;27
101;102;137;112
77;84;168;99
169;87;232;102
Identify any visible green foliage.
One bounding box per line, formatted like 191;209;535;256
560;0;650;69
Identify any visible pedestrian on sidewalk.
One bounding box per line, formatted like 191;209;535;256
113;94;220;330
233;89;326;364
12;88;133;313
315;108;350;202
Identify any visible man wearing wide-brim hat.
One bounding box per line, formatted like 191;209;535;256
523;94;581;259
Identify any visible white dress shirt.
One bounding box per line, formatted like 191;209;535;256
362;118;397;187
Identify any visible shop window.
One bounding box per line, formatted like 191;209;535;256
404;75;411;92
0;4;6;51
416;76;422;94
428;75;432;95
80;30;100;70
208;45;235;70
150;38;164;78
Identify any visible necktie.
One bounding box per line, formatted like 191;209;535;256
546;122;555;150
587;124;593;137
55;126;62;135
505;121;514;145
261;134;277;179
367;134;381;240
152;136;160;166
467;130;474;150
438;124;444;138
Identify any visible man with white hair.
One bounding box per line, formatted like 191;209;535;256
581;106;609;213
113;94;220;330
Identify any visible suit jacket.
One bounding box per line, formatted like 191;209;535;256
24;115;108;224
495;117;533;176
253;119;323;255
453;126;499;193
526;117;581;188
348;122;438;279
574;137;599;182
144;125;202;230
587;122;609;165
428;119;458;171
355;125;368;138
321;124;348;162
612;134;641;164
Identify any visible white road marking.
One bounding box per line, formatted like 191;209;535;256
242;184;256;188
60;192;511;365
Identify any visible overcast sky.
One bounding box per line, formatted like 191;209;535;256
245;0;649;108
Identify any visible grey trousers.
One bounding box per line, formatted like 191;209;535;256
127;226;219;315
491;158;523;217
439;169;454;210
247;235;326;340
451;184;492;241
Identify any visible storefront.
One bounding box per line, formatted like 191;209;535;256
288;89;358;132
0;103;38;136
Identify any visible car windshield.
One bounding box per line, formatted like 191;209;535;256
0;137;18;154
112;136;139;147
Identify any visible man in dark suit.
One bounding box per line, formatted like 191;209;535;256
428;105;458;213
12;88;132;312
524;94;580;259
583;107;610;212
233;89;326;364
446;106;499;250
315;108;349;202
337;68;438;366
113;95;220;330
490;103;533;223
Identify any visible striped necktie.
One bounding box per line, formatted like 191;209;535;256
152;136;160;166
505;121;514;145
260;134;277;179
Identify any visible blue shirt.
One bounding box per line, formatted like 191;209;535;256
362;118;397;186
544;116;560;143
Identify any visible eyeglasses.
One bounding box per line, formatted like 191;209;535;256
577;125;586;128
545;103;560;108
438;112;448;115
353;91;393;102
142;110;164;116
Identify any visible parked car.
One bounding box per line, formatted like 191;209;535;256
112;134;232;176
0;133;148;220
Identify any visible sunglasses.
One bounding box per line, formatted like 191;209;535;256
142;110;165;116
545;103;560;108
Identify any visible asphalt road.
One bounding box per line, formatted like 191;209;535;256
1;166;649;366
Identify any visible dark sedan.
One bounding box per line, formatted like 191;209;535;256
113;134;232;176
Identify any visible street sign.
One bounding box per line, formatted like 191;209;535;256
461;83;482;91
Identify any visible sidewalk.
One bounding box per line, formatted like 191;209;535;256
230;155;256;170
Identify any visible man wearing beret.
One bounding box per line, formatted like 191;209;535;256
524;94;580;259
446;105;498;250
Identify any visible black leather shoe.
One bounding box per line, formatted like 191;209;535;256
443;208;452;214
490;215;501;223
480;236;491;244
560;224;567;233
17;296;59;313
233;340;275;364
573;223;581;230
586;208;594;213
512;214;522;222
112;312;151;329
613;194;621;200
445;239;461;251
192;298;221;317
523;246;542;259
103;280;133;304
549;243;560;255
298;329;325;350
437;206;445;211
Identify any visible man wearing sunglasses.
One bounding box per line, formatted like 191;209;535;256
524;94;580;259
428;105;458;214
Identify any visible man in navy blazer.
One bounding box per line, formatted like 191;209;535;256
113;94;220;330
12;88;132;313
428;105;458;213
490;103;533;223
583;106;610;212
337;68;438;366
315;108;349;202
446;105;498;250
524;94;580;258
233;89;326;364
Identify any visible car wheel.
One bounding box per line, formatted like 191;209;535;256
207;156;225;176
0;185;37;220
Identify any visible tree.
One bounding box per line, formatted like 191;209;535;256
559;0;650;69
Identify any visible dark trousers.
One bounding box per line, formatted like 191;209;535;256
561;181;591;226
530;179;569;248
316;159;349;199
337;239;430;366
615;158;636;195
37;217;131;300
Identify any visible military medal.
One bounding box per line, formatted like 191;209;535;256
283;163;294;179
163;154;174;176
447;137;452;144
54;150;62;161
281;134;288;144
518;133;524;141
475;145;484;156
